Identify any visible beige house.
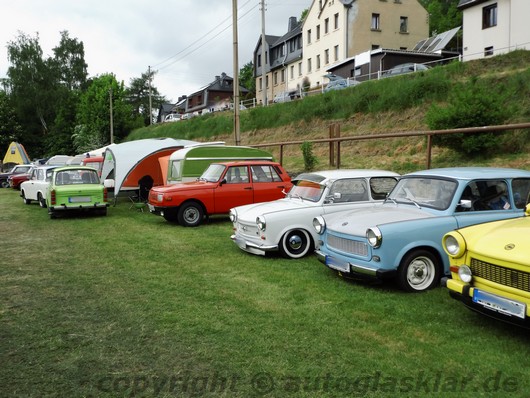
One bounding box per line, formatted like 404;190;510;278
458;0;530;61
302;0;429;88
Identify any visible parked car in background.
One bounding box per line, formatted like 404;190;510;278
46;166;109;219
442;200;530;328
148;161;292;227
0;164;33;188
80;156;104;177
164;113;181;122
20;166;57;207
45;155;73;166
323;74;360;92
8;165;35;189
314;167;530;292
273;90;297;103
230;170;399;259
382;63;430;77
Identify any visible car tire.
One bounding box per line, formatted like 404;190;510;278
279;229;312;259
177;201;204;227
49;211;56;219
21;191;31;205
397;249;440;292
38;193;47;208
162;208;179;223
1;180;9;188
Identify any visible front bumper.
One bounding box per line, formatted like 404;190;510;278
231;234;278;256
315;250;396;280
447;279;530;329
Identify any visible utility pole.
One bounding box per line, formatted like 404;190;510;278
260;0;267;106
148;65;153;125
232;0;241;145
109;87;114;144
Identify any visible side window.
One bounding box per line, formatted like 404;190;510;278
370;177;398;200
251;165;282;183
511;178;530;209
226;166;248;184
460;180;509;211
329;179;368;203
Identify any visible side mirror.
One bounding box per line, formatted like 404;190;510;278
220;178;227;186
104;179;115;188
458;199;472;209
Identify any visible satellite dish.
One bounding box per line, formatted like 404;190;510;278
339;0;355;6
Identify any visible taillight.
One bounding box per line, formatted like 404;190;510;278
50;190;56;205
103;187;108;202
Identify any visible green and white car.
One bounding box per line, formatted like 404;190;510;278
46;166;109;219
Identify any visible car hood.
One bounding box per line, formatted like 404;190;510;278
325;204;433;235
234;198;310;220
460;216;529;266
151;181;216;193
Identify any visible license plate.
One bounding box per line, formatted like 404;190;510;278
473;289;526;319
69;196;91;203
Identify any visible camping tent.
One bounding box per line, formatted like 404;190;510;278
2;142;31;169
100;138;198;197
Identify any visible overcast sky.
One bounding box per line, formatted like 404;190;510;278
1;0;311;102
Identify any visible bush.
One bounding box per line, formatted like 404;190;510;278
301;141;318;171
426;79;512;155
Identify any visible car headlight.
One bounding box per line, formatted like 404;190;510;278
313;216;326;235
229;209;237;223
366;227;382;248
157;193;164;202
256;215;266;231
458;265;473;283
443;232;466;258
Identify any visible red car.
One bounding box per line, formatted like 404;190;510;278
148;161;292;227
8;166;35;189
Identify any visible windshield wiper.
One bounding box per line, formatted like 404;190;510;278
403;197;421;209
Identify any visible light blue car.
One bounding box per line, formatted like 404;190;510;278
314;167;530;292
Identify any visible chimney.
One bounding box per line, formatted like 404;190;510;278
288;16;297;31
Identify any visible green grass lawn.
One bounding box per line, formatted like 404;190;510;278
1;188;529;397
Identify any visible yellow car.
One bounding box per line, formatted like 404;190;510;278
442;203;530;328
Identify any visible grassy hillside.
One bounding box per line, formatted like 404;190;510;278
127;51;530;174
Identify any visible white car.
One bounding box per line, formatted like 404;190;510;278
230;169;399;259
20;165;58;207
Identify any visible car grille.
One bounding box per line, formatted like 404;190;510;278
327;235;368;256
236;222;259;237
470;258;530;292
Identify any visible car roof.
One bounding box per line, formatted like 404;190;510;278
404;167;530;180
294;169;400;183
211;160;278;166
53;166;99;172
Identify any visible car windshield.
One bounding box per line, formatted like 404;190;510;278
199;164;225;182
388;177;457;210
288;180;325;202
55;169;100;185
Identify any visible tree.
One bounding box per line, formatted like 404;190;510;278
0;91;24;155
239;61;255;97
126;69;166;126
74;74;138;153
419;0;462;36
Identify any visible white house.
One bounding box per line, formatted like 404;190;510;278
458;0;530;61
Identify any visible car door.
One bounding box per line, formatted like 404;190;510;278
213;165;253;213
24;168;40;200
250;164;290;203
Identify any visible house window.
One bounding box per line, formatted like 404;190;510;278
274;72;278;85
334;45;339;61
334;13;339;29
484;46;494;56
400;16;408;33
316;25;321;40
354;67;362;77
483;4;497;29
257;54;261;67
281;69;285;83
316;54;321;70
371;14;380;30
307;29;312;44
259;78;262;90
372;44;380;50
325;18;329;34
325;49;330;64
290;65;294;79
298;62;302;76
308;58;312;73
265;75;269;88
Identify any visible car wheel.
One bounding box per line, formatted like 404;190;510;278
38;193;47;208
21;190;31;205
177;201;204;227
279;229;313;259
1;180;9;188
397;250;440;292
49;211;56;219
